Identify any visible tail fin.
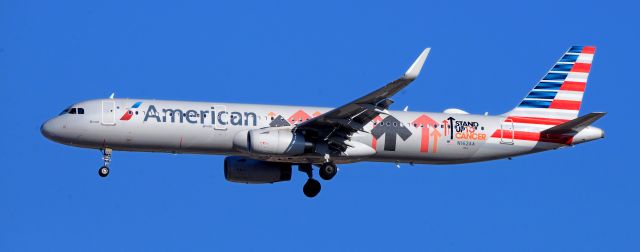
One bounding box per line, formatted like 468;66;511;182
507;46;596;122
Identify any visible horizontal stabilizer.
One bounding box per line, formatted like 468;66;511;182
542;112;606;134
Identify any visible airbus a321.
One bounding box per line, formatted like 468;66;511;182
41;46;605;197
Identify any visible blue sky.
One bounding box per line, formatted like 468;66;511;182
1;0;638;251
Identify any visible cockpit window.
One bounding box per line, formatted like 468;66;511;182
59;107;85;115
59;107;70;115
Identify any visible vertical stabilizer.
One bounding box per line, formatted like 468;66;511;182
507;46;596;123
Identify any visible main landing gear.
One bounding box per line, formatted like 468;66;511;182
319;162;337;180
298;162;338;198
99;148;112;177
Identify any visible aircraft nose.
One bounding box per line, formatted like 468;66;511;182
41;118;58;140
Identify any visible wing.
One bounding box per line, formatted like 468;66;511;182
294;48;431;152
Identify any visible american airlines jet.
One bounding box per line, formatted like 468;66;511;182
41;46;605;197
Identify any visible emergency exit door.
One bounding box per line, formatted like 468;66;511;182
500;119;514;144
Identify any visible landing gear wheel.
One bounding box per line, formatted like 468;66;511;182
99;148;112;178
303;179;321;198
99;166;110;177
319;163;337;180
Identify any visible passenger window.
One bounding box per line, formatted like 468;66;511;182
69;108;77;114
78;108;85;114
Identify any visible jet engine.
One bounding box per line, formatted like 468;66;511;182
224;156;292;184
233;128;309;155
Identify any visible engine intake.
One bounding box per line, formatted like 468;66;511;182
224;156;292;184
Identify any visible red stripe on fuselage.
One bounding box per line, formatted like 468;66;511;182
550;100;581;110
491;130;573;144
506;116;569;125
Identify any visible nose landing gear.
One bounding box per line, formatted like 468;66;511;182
99;166;110;177
99;148;112;177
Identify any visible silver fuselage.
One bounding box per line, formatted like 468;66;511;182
41;98;604;165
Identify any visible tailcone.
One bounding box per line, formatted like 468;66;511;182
572;126;604;145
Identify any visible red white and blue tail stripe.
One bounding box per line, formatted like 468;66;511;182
507;46;595;124
492;46;596;145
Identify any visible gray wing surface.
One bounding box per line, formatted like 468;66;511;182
294;48;430;152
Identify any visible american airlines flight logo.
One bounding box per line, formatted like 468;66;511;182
143;105;258;126
120;101;143;121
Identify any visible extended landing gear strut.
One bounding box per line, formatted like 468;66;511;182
299;164;320;198
99;148;112;177
298;162;338;198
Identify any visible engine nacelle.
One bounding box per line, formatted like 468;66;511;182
233;128;307;155
224;156;292;184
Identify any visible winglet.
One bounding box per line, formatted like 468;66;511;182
403;48;431;80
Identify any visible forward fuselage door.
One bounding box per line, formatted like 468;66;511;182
500;118;514;144
102;100;116;126
214;105;227;130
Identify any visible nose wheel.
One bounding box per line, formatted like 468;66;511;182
99;166;110;177
99;148;112;177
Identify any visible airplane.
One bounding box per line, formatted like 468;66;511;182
41;46;605;197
